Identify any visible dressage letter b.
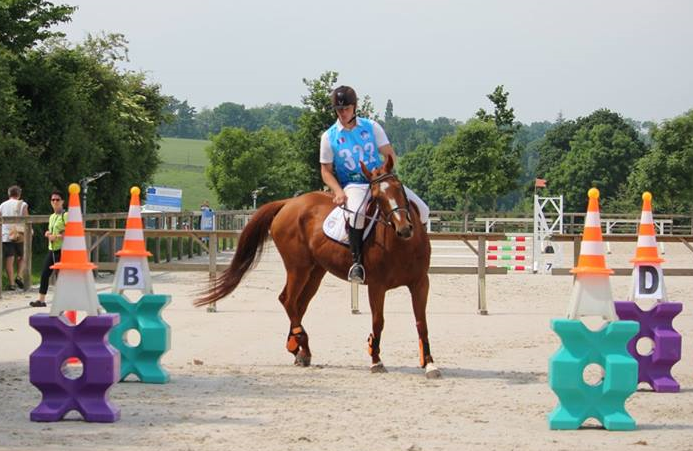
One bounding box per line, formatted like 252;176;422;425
124;266;140;286
638;265;658;295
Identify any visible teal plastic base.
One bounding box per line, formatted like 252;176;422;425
98;293;171;383
548;319;639;431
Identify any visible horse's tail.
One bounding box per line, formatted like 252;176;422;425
195;199;288;307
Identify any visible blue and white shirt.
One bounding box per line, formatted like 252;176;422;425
319;117;390;187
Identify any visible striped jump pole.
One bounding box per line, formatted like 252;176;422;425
487;245;527;252
488;254;526;261
486;235;533;273
488;264;531;272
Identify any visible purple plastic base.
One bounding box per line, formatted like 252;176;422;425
29;313;121;422
614;301;682;393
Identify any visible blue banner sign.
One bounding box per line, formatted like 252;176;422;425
144;186;183;212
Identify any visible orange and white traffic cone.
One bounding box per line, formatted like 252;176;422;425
49;183;102;317
113;187;153;295
566;188;617;321
629;192;667;302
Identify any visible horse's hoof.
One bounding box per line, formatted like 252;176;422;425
370;362;388;373
294;353;311;367
425;363;441;379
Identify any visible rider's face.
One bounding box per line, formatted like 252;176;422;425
336;105;355;125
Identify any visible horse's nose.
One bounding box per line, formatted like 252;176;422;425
397;225;413;239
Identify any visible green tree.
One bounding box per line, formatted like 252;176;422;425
293;70;340;190
383;116;457;155
0;46;33;198
260;128;311;199
385;99;393;122
536;109;646;211
206;126;310;208
398;143;434;204
534;119;580;180
506;121;556;212
475;85;522;209
476;85;518;134
159;96;198;138
623;110;693;213
248;103;304;132
430;119;508;211
0;29;166;214
206;127;265;208
0;0;75;53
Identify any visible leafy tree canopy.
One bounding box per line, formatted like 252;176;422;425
205;127;310;208
430;119;509;211
0;0;75;53
0;3;167;215
537;109;646;211
621;110;693;214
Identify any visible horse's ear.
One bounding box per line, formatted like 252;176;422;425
384;153;394;173
360;160;372;180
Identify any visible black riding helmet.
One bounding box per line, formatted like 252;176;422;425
331;86;357;110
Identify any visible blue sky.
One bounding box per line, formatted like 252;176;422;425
58;0;693;123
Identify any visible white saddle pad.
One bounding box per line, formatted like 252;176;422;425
323;206;377;245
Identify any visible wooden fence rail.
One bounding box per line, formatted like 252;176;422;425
2;212;692;314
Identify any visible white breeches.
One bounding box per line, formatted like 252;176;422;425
343;184;430;229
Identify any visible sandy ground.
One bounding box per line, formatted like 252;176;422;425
1;241;693;451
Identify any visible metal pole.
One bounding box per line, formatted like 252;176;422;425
351;282;360;314
81;183;88;216
207;232;218;313
477;235;488;315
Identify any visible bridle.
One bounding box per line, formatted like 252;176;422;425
369;172;411;227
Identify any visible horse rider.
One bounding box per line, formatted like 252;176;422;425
319;85;429;284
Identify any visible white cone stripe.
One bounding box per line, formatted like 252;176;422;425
580;240;605;256
128;205;142;217
584;211;601;227
637;234;657;247
124;227;144;241
62;235;88;251
68;206;83;223
640;210;653;224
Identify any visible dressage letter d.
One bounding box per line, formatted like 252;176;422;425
638;265;658;295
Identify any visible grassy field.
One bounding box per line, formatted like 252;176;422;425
153;137;219;211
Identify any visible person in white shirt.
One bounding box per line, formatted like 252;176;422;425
0;185;30;290
319;86;429;283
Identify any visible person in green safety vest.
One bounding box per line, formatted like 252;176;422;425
30;191;66;308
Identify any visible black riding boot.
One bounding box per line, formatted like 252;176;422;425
348;227;365;283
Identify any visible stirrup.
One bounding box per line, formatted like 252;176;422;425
348;263;365;284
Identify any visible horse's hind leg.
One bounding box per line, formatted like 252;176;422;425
367;284;387;373
409;275;441;379
279;269;311;365
292;266;326;366
279;266;325;367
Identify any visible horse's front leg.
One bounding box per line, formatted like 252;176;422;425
409;275;441;379
367;283;387;373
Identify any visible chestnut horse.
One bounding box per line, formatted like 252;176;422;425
196;155;440;378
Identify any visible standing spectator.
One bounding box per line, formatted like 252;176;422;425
1;185;30;290
200;200;210;211
200;200;214;245
30;191;66;307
